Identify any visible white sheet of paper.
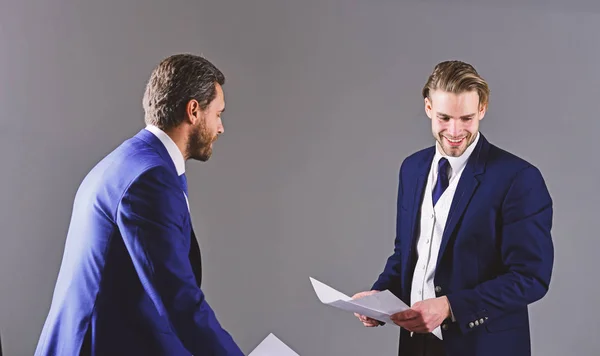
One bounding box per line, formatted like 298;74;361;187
248;333;299;356
309;277;409;325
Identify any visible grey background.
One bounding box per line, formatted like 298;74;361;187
1;0;598;355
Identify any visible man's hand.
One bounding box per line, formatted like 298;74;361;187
351;290;381;327
390;296;450;333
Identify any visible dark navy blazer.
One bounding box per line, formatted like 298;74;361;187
35;129;243;355
372;133;554;356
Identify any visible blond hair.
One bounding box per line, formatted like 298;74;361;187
422;60;490;108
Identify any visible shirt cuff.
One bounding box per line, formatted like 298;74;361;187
449;300;456;322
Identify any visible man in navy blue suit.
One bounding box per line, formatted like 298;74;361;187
35;54;243;355
353;61;554;356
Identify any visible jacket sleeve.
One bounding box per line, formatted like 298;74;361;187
116;166;243;355
372;163;405;293
446;165;554;334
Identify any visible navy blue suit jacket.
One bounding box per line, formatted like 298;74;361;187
372;134;554;356
35;129;243;355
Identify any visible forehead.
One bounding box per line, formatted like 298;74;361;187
430;90;479;114
210;83;225;109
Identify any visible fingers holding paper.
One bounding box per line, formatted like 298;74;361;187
354;313;380;327
390;296;450;333
351;290;381;327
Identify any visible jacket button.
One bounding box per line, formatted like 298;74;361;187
468;322;474;328
442;324;449;331
434;286;442;293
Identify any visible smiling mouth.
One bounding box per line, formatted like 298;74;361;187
444;136;466;146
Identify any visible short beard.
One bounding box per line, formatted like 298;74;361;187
187;121;214;162
436;132;473;157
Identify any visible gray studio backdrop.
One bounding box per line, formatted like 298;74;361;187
1;0;598;355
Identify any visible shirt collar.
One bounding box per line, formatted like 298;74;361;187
433;131;480;178
145;125;186;176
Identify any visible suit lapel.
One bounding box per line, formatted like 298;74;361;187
435;135;489;267
408;149;435;255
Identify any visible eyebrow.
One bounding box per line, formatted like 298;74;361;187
437;112;475;119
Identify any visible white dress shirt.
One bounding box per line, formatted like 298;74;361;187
410;132;480;339
145;125;189;210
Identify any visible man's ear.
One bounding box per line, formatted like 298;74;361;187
186;99;202;125
424;97;433;119
478;103;487;121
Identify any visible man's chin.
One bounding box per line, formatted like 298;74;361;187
441;144;467;157
191;155;211;162
192;148;212;162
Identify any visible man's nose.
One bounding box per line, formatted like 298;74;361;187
447;120;459;136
